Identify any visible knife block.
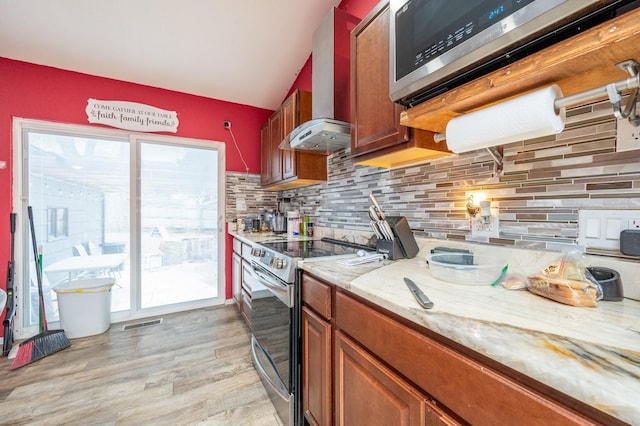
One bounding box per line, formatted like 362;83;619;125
376;216;419;260
376;238;404;260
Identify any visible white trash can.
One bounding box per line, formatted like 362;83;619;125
53;278;115;339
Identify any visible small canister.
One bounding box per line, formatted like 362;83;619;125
587;267;624;301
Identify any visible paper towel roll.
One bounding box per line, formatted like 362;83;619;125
445;85;566;153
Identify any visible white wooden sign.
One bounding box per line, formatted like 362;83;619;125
86;99;179;133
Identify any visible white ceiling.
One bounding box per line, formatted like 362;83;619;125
0;0;342;111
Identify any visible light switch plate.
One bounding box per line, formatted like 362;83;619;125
578;209;640;250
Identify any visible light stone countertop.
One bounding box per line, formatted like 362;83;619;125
298;239;640;425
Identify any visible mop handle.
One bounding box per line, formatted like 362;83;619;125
27;206;48;331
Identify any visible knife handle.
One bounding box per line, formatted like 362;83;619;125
370;193;386;220
404;278;434;309
410;288;433;309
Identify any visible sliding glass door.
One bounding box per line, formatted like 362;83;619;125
14;119;225;335
138;141;220;309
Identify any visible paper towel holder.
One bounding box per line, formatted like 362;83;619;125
433;60;640;156
433;136;504;172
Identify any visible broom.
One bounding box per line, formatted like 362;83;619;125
10;206;70;369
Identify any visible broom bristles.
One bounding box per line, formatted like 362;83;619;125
10;330;70;370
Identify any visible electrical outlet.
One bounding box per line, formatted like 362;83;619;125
630;219;640;229
616;119;640;152
470;207;499;238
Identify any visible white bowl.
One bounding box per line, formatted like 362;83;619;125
426;253;506;286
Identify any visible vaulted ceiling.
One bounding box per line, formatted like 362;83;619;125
0;0;342;110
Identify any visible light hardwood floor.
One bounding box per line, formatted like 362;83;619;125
0;305;283;425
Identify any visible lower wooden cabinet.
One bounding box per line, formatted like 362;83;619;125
302;272;615;426
335;331;454;426
302;306;332;426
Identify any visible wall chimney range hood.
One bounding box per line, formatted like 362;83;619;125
285;8;359;153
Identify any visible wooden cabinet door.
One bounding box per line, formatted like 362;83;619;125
268;109;283;184
259;89;323;189
260;121;270;186
351;2;409;157
302;306;332;426
281;94;297;180
335;331;426;426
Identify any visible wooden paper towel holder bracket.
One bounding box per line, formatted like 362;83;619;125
433;60;640;172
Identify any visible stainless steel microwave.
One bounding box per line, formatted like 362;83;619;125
389;0;637;106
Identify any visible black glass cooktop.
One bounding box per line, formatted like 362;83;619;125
261;239;372;259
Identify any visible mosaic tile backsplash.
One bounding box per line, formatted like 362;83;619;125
225;173;278;221
227;100;640;255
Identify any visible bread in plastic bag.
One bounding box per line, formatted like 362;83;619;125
526;251;603;307
501;273;527;290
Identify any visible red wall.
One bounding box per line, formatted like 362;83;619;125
0;0;380;330
0;58;272;320
339;0;381;20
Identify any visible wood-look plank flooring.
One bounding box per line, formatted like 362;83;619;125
0;305;283;425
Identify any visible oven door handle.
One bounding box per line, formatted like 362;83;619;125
251;335;291;402
252;265;294;308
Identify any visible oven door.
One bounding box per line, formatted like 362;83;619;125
250;262;295;426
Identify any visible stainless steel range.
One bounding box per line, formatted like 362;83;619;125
245;239;370;426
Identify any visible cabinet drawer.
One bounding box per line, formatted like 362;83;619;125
302;274;332;320
335;290;597;426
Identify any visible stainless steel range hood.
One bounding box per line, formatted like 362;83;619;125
285;8;359;153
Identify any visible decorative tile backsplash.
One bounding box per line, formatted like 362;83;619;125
225;173;277;221
227;100;640;255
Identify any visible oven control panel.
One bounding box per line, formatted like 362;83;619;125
243;241;297;283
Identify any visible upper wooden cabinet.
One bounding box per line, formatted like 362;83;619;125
269;109;283;184
400;7;640;133
259;121;271;187
260;90;328;190
350;0;450;169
